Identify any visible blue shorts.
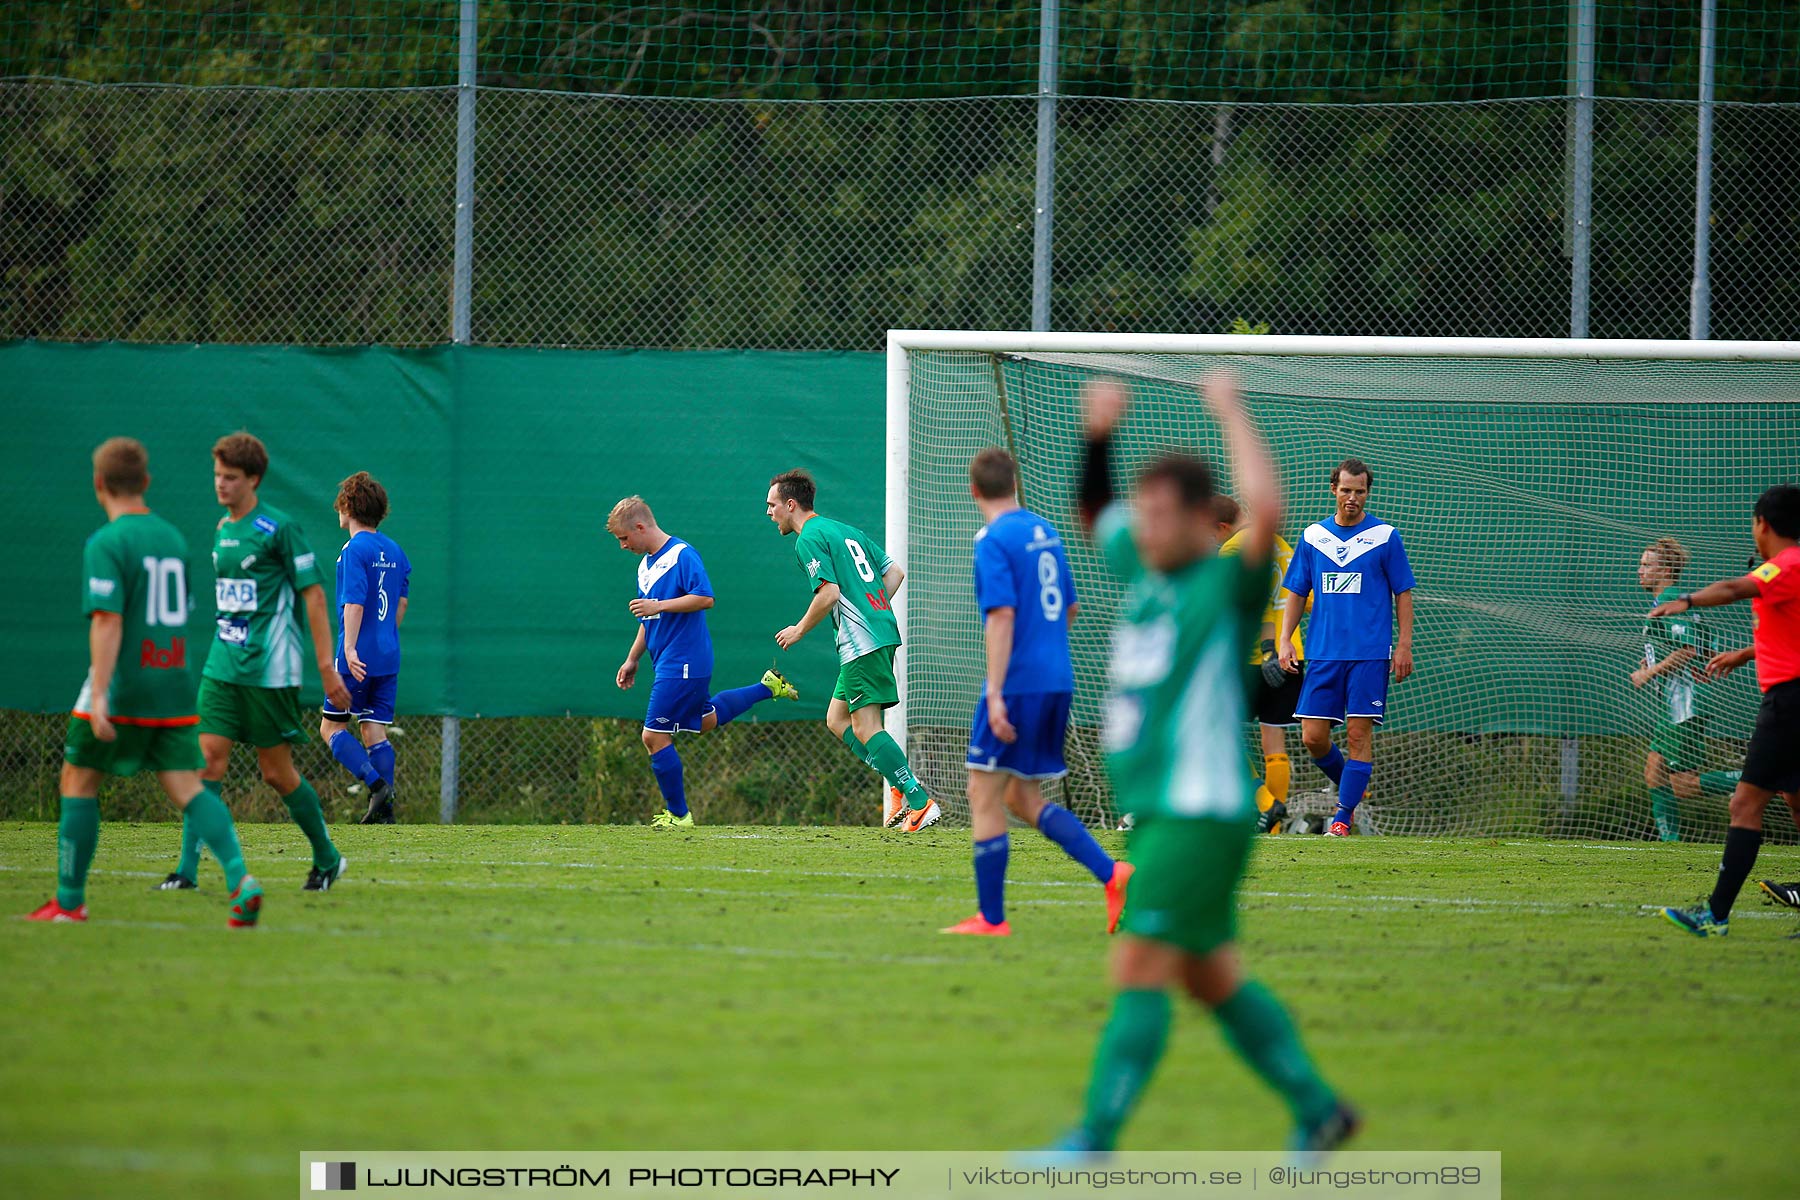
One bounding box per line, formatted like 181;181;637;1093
644;674;715;735
1293;659;1389;726
322;672;398;725
967;690;1071;780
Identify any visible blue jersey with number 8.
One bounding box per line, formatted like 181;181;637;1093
973;508;1076;695
335;530;411;676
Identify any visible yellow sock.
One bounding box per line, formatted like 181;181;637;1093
1254;783;1276;813
1263;752;1291;805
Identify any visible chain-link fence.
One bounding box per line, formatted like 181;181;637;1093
5;3;1800;825
0;710;882;825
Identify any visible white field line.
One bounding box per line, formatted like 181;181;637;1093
4;862;1795;920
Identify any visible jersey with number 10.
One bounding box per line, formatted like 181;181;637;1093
335;529;412;677
973;508;1076;694
75;512;199;723
794;515;901;664
203;502;323;689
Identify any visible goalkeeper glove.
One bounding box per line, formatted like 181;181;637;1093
1259;639;1287;689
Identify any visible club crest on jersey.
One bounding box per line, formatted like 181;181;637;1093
253;515;278;535
216;578;258;612
1109;615;1176;689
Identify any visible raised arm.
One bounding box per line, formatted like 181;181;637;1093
1202;371;1281;565
1077;379;1129;532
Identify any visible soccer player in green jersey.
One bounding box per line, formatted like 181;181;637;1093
29;438;262;927
159;433;352;893
1049;375;1355;1155
1631;536;1739;842
766;469;939;831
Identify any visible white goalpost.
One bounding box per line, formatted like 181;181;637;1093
886;331;1800;840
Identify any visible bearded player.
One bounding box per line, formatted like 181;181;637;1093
1278;458;1417;837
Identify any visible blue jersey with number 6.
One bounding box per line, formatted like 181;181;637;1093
335;530;411;676
973;508;1076;694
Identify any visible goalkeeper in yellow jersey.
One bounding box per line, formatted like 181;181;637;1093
1215;495;1309;835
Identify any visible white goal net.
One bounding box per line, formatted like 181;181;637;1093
886;333;1800;841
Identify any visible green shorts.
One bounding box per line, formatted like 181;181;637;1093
1119;816;1254;957
64;716;204;776
833;646;901;714
1650;719;1707;776
198;677;308;748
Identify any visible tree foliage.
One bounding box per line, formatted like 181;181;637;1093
2;2;1797;346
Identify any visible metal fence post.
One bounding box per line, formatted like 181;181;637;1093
1691;0;1717;340
1567;0;1596;339
441;0;478;824
1031;0;1058;333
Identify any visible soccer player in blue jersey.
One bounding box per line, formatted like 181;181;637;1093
942;448;1134;937
1278;459;1416;837
608;496;798;827
317;472;411;827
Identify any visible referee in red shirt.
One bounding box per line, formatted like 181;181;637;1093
1653;484;1800;937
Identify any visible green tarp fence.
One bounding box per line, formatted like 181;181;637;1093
3;342;884;719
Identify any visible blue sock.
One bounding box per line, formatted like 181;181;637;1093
710;682;772;728
330;730;383;788
650;744;688;818
974;834;1009;925
1335;759;1372;825
368;739;395;786
1312;744;1346;786
1037;801;1115;883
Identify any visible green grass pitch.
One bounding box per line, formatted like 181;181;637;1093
2;821;1797;1198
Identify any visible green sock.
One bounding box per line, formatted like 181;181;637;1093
1650;786;1680;842
839;726;873;767
863;731;929;807
1214;980;1338;1129
1079;989;1171;1150
56;797;100;910
175;779;218;881
182;791;247;893
280;779;339;872
1700;771;1740;797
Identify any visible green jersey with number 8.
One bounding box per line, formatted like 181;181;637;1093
203;502;323;689
794;515;902;664
1097;506;1268;823
75;512;199;723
